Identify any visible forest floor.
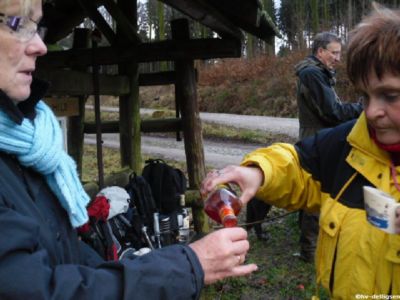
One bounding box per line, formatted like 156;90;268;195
200;208;320;300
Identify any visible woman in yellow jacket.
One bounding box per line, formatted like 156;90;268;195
202;4;400;299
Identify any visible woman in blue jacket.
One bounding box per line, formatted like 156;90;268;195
0;0;257;298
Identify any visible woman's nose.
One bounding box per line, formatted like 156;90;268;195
365;97;385;119
27;33;48;57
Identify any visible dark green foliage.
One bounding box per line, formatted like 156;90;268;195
278;0;399;52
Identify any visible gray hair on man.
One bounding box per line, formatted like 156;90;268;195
312;32;342;55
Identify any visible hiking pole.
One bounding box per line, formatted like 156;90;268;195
153;213;162;248
141;226;155;250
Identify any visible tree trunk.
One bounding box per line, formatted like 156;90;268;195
311;0;319;35
247;33;254;58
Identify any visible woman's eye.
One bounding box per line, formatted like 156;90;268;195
383;94;400;102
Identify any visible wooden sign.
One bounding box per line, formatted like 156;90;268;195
44;97;80;117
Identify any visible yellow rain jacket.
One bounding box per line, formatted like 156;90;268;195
241;114;400;299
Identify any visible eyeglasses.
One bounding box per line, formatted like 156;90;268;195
0;13;46;42
324;48;341;57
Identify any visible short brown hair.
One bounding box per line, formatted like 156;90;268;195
347;3;400;87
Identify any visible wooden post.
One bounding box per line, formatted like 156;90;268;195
171;18;209;234
117;0;141;173
68;28;90;177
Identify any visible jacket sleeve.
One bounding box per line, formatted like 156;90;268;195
299;67;363;126
0;203;204;300
241;143;324;213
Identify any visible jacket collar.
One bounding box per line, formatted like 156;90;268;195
347;113;390;165
295;55;336;82
0;78;49;125
311;55;335;75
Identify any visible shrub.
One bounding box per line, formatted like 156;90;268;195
140;49;358;117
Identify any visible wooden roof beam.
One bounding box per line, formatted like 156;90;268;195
253;11;281;42
35;69;130;96
159;0;279;43
35;69;178;96
159;0;244;41
77;0;118;45
43;0;141;45
205;0;280;42
37;38;242;69
43;2;87;44
100;0;141;44
211;0;263;27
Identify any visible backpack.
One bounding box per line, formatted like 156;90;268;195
79;187;149;260
124;172;158;234
124;161;190;248
142;159;187;214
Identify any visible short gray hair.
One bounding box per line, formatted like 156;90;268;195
312;32;342;55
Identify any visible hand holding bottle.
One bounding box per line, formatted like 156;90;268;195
203;184;242;227
201;165;264;207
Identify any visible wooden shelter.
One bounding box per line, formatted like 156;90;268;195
36;0;280;234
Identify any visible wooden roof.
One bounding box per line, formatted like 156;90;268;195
42;0;280;44
160;0;280;42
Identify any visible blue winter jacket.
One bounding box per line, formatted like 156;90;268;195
0;79;204;299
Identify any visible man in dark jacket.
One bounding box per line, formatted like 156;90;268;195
294;32;363;262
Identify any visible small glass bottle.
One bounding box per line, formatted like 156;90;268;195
204;184;242;227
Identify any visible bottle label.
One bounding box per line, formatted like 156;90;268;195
219;206;237;227
219;206;235;222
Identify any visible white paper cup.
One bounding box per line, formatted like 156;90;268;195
363;186;400;234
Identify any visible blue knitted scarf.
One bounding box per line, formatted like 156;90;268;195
0;101;89;227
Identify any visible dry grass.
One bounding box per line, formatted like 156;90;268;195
138;49;358;118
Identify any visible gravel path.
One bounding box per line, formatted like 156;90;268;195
85;106;299;168
199;112;298;138
85;135;263;168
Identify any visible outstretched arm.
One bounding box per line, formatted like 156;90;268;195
201;143;325;213
0;204;205;300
